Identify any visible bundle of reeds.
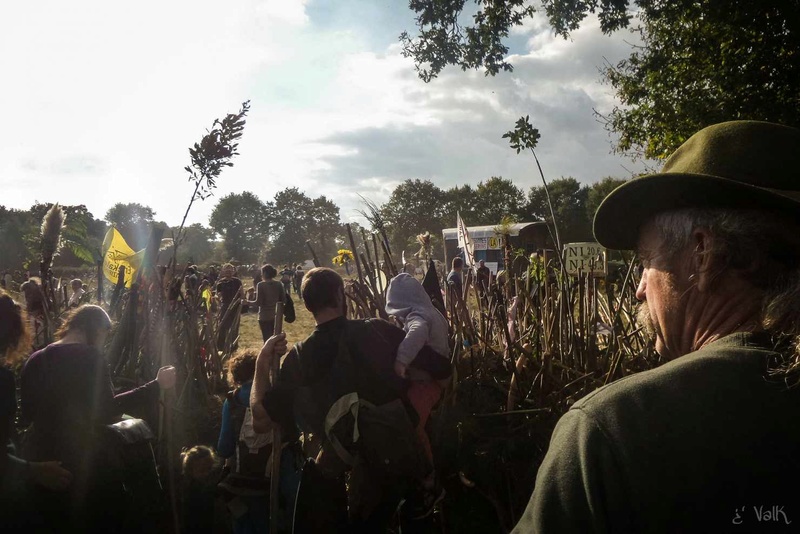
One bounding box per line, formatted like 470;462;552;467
342;223;656;532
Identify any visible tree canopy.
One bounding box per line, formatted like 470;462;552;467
0;175;628;273
604;0;800;159
267;188;343;265
381;179;448;257
209;192;272;263
163;223;216;266
105;202;156;250
473;177;525;225
400;0;628;81
402;0;800;159
525;177;592;244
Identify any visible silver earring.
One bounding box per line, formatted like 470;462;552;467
688;274;696;283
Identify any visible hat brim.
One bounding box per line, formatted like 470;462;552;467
593;173;800;250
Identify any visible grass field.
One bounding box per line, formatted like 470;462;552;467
237;295;317;351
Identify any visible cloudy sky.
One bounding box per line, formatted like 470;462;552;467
0;0;650;228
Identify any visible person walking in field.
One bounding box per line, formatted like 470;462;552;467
293;264;304;296
513;121;800;533
247;264;285;342
446;257;464;297
279;265;293;295
68;278;86;308
251;268;440;532
476;260;490;298
215;263;244;350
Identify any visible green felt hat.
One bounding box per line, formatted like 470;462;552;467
593;120;800;250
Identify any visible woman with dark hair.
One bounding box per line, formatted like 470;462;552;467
216;263;244;350
248;264;285;342
1;290;72;529
19;304;176;532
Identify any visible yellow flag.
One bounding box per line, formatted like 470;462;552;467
201;287;212;311
102;228;145;288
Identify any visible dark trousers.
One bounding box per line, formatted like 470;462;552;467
258;320;275;342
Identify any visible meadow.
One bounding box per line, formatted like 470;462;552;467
238;295;317;352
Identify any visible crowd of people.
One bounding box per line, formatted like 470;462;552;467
3;120;800;533
0;262;455;533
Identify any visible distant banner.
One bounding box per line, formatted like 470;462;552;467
102;228;145;288
456;211;475;267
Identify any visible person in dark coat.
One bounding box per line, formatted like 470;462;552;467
1;290;72;530
513;121;800;533
20;305;176;533
216;263;244;350
446;257;464;298
251;268;440;531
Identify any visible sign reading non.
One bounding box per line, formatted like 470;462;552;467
563;242;607;276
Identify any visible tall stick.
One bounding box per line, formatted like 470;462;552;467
96;259;104;304
345;224;364;284
270;301;284;534
371;234;384;294
361;228;374;271
306;240;321;267
159;319;180;534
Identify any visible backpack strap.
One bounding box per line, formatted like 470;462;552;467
324;390;360;467
321;321;371;467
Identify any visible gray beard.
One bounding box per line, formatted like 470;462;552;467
637;302;658;343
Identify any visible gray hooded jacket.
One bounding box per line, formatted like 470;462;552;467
385;273;449;366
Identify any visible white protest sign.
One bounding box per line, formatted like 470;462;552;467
563;242;607;277
473;237;488;251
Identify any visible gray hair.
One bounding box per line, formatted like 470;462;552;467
650;208;800;380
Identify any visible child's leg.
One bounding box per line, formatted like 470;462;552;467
406;380;442;466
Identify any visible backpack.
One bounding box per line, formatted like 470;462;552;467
218;390;275;496
95;418;166;531
284;291;296;323
294;321;430;479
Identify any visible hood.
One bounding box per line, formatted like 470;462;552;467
385;273;435;319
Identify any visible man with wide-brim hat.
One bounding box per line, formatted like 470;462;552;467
513;121;800;533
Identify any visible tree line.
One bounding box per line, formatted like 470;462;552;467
0;176;625;272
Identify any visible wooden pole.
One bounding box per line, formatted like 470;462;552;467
96;260;104;304
361;228;374;271
345;224;364;284
160;329;180;534
269;301;285;534
379;238;396;276
306;240;321;268
371;234;385;294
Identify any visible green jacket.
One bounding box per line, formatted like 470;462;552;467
513;333;800;533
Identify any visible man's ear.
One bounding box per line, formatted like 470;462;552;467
691;227;714;291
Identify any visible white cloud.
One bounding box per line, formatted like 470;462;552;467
1;3;648;230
